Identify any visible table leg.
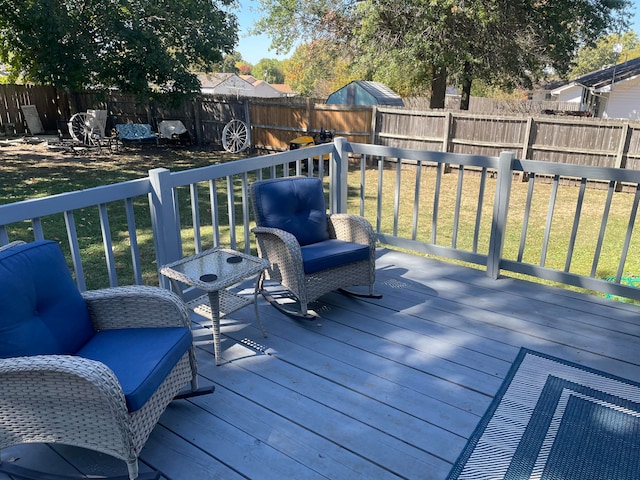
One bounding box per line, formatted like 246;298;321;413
254;271;267;338
206;290;222;365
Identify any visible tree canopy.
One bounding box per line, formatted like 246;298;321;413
255;0;631;106
569;31;640;78
0;0;238;97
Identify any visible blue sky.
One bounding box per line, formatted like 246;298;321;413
235;0;640;65
234;0;285;65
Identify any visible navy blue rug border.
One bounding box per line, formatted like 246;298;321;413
446;347;640;480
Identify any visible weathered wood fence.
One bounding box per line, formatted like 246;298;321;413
2;85;640;169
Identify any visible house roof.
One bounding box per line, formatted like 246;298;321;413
326;81;404;106
574;56;640;89
549;56;640;93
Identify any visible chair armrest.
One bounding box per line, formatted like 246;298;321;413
82;285;191;331
0;355;130;428
328;214;376;247
251;226;306;283
252;226;302;259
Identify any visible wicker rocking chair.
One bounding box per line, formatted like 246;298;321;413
0;240;212;479
250;176;381;318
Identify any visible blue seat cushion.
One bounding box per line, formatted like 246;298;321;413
76;327;192;412
0;241;95;358
301;239;370;274
252;177;330;246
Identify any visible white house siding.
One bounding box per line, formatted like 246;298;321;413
554;85;583;103
602;77;640;120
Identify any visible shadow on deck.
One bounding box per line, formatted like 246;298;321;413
2;248;639;479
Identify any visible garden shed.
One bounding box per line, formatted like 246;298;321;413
326;81;404;107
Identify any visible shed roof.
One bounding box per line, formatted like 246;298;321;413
326;81;404;107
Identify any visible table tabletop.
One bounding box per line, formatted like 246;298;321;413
160;247;269;292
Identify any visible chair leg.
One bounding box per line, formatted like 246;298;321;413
338;287;383;299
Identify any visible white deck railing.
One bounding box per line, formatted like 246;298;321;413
2;138;640;301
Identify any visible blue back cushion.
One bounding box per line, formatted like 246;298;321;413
251;177;330;246
0;241;95;358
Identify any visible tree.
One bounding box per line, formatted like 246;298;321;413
284;40;357;97
0;0;238;98
569;31;640;78
252;58;285;84
254;0;631;108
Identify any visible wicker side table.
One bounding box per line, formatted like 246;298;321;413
161;248;269;365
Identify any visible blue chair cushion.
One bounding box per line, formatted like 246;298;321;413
0;241;95;358
76;327;192;412
252;177;330;246
301;239;370;274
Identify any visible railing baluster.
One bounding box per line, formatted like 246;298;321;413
124;198;143;285
64;210;86;292
227;175;237;249
540;174;560;267
412;160;423;241
0;226;8;244
590;180;615;278
376;157;384;234
615;183;640;282
518;173;536;262
433;162;443;244
393;158;401;236
209;179;220;247
98;203;118;287
473;167;487;253
452;165;465;248
564;177;587;272
32;218;44;240
241;173;251;254
190;183;202;254
359;155;366;217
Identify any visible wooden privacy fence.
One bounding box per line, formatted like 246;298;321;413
2;84;640;170
372;107;640;170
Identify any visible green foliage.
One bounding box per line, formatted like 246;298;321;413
0;0;238;97
252;58;285;84
569;32;640;79
253;0;631;105
284;40;357;98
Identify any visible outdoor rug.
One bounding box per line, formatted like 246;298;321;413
447;348;640;480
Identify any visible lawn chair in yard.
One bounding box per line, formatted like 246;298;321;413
112;123;159;151
250;176;381;318
158;120;192;146
0;240;213;480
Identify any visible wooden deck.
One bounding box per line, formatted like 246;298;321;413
2;248;640;479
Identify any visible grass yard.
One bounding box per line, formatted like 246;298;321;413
2;140;639;299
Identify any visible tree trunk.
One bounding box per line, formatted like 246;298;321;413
460;62;473;111
429;65;447;109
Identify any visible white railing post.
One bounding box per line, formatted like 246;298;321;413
148;168;182;288
331;136;349;213
487;151;515;279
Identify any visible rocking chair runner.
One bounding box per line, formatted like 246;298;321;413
250;176;381;318
0;240;212;479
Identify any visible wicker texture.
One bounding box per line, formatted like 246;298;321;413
251;192;376;315
0;285;197;480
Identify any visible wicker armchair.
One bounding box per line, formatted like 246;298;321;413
250;176;380;318
0;240;207;479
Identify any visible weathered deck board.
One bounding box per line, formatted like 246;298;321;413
2;248;639;479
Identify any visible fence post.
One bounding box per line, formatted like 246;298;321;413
487;151;515;279
148;168;182;288
331;137;349;214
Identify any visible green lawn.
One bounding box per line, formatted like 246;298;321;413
2;142;639;299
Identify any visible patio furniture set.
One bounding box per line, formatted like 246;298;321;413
0;176;380;479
